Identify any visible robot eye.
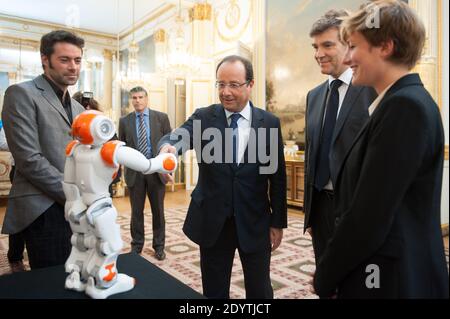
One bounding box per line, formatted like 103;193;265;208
91;117;115;145
100;122;111;134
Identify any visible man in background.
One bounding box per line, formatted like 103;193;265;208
303;10;376;262
119;86;172;260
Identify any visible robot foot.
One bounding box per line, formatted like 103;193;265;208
65;272;87;292
85;274;135;299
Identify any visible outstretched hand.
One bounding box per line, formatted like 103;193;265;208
158;144;177;184
159;144;177;155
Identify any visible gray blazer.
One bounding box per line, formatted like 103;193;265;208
1;75;84;234
118;108;171;188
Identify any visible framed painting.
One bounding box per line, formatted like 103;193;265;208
266;0;365;148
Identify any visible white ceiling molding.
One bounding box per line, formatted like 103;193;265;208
0;0;198;35
0;14;118;51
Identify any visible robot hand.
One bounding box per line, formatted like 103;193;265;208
144;152;177;175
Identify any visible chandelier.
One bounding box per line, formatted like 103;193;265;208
158;0;201;85
16;39;25;83
120;0;149;90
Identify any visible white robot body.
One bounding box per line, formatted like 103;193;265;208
63;111;177;299
72;145;119;205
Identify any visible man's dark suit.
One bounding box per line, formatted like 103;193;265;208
119;108;171;253
158;103;287;298
314;74;449;298
304;78;376;260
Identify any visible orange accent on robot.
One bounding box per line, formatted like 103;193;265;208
103;263;117;282
72;110;102;144
65;140;80;156
101;141;122;167
163;156;176;171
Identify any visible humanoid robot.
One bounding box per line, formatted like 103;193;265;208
62;110;177;299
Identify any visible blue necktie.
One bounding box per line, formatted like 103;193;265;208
137;113;150;159
229;113;241;164
315;79;342;190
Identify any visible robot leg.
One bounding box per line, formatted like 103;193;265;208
84;199;135;299
63;182;94;292
65;212;98;292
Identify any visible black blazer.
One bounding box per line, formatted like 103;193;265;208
119;108;171;187
314;74;449;298
158;103;287;253
304;80;376;231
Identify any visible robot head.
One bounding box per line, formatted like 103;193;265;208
72;110;115;145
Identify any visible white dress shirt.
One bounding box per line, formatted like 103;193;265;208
325;67;353;121
368;82;395;116
224;101;252;164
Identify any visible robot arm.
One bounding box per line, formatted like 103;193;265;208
72;112;177;176
64;141;78;184
143;151;177;175
63;141;87;221
101;141;177;175
116;146;177;174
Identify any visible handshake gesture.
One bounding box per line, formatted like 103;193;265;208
158;144;178;184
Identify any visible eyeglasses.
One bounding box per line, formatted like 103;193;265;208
215;81;249;90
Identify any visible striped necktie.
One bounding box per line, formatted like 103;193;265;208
137;113;150;158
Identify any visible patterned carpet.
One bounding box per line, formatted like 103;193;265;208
118;207;318;299
0;207;317;299
1;207;449;299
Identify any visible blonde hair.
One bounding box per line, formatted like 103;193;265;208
341;0;425;69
